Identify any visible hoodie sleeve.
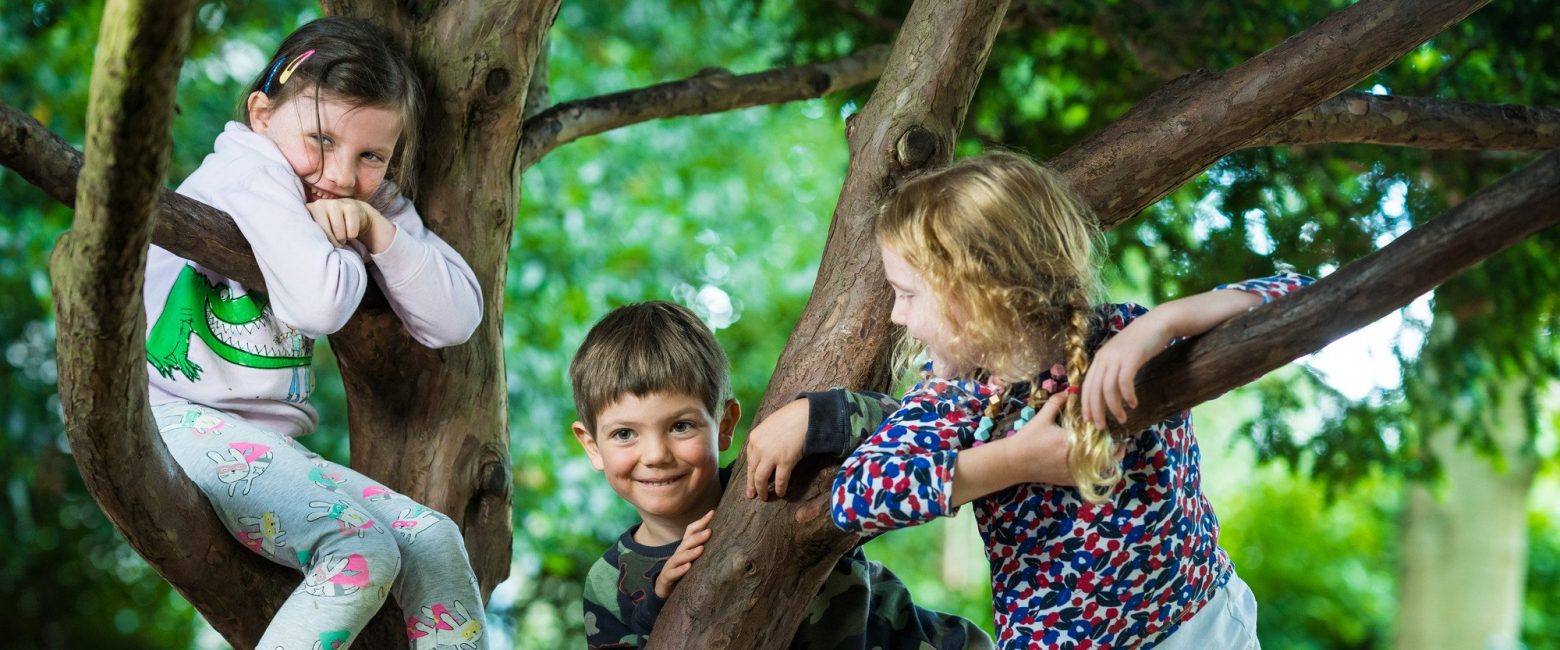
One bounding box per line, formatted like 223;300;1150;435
362;194;485;348
211;164;369;338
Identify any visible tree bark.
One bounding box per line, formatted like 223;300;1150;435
44;0;289;647
649;1;1013;647
1252;92;1560;151
315;0;562;603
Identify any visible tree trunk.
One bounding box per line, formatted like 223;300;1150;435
1396;373;1536;649
320;0;562;597
648;0;1014;646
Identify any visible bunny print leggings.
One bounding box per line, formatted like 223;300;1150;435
153;402;488;650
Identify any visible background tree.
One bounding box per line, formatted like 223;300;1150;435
2;0;1557;648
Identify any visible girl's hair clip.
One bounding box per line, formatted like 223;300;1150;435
1066;386;1081;395
262;49;317;94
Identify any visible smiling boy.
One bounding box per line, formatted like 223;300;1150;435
570;301;991;649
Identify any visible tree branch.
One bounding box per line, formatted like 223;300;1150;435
46;1;298;648
1122;149;1560;432
516;44;890;171
1249;91;1560;151
1050;0;1493;228
0;101;264;289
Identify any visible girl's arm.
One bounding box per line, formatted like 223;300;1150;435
1082;272;1313;428
830;379;981;534
948;391;1073;507
359;195;485;348
212;169;369;337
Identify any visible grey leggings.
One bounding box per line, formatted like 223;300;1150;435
154;402;488;650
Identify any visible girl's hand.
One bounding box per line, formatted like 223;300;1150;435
1082;315;1171;430
1012;391;1074;485
744;399;809;501
654;510;714;599
306;198;395;253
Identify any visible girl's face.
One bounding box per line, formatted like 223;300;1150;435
880;242;967;373
247;90;402;202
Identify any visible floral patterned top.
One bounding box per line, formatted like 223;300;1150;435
831;273;1312;649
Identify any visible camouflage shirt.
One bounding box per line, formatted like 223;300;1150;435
582;389;994;649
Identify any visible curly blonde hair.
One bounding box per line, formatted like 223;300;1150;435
877;151;1121;503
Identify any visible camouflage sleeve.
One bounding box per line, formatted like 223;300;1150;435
791;549;995;649
582;554;650;649
801;388;898;458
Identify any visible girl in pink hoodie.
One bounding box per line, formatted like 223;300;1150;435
146;17;487;650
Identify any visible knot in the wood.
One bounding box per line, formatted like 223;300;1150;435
485;68;511;98
733;551;760;578
479;456;511;498
895;126;939;171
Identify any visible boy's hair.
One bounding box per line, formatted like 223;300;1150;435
242;17;425;202
570;301;732;433
877;151;1119;503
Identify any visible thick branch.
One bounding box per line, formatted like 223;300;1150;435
1050;0;1492;227
1124;150;1560;432
516;45;890;171
648;1;1011;648
1249;92;1560;151
45;1;298;648
1;101;263;288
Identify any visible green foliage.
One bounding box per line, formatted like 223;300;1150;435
1525;504;1560;649
1218;470;1398;649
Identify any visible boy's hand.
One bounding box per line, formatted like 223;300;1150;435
1012;391;1074;485
654;510;714;599
744;399;808;501
1081;315;1171;430
306;198;395;253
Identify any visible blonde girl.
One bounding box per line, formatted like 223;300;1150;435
831;152;1309;649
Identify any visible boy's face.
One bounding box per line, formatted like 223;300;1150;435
573;392;739;530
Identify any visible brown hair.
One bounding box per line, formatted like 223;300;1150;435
878;151;1121;503
569;301;733;434
242;17;425;204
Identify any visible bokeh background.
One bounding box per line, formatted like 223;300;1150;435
3;0;1557;647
